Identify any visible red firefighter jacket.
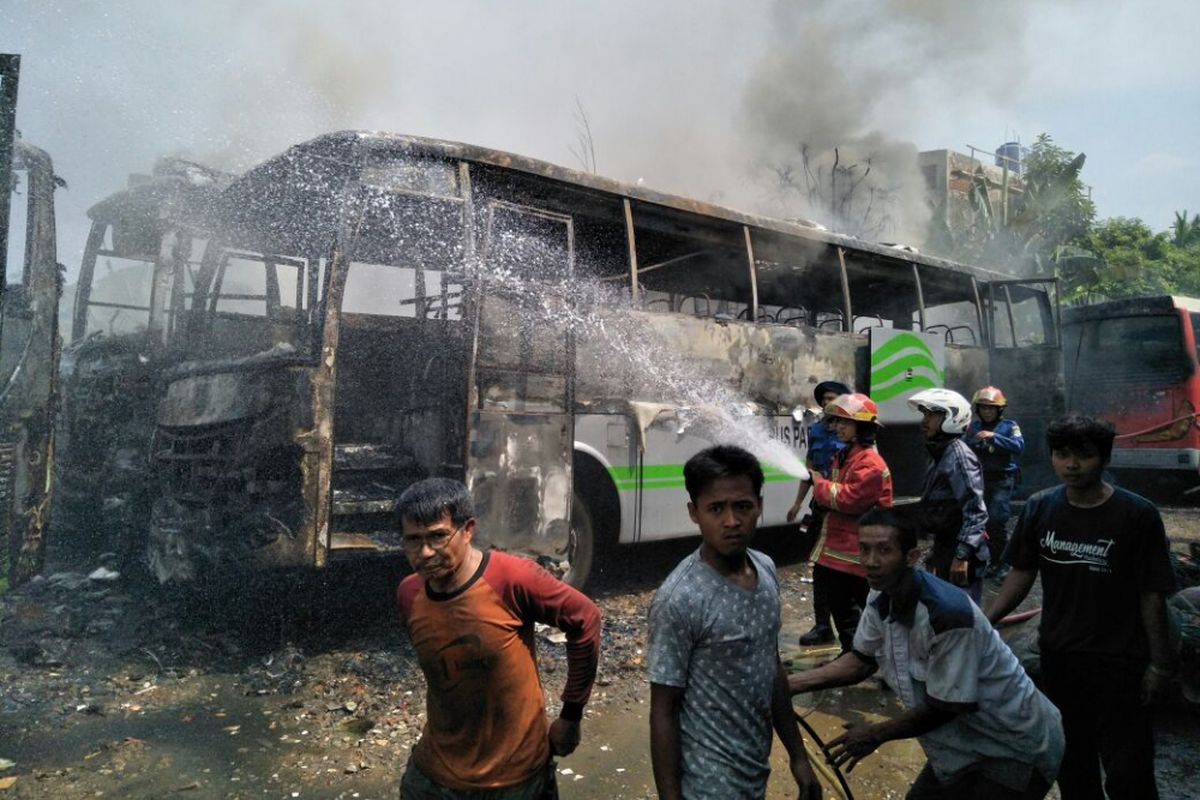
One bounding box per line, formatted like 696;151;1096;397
811;442;894;577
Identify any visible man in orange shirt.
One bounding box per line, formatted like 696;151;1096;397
395;478;602;799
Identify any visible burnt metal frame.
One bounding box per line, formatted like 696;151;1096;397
0;54;20;347
0;139;61;587
165;131;1066;574
473;197;577;413
986;277;1061;351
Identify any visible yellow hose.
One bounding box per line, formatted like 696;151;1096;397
803;737;850;799
796;711;853;800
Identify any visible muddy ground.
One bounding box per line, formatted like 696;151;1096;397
2;510;1198;800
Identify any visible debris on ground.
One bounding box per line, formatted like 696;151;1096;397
1;516;1197;798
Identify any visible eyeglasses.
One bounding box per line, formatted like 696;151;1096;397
401;524;464;553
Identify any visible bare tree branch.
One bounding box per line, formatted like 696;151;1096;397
568;97;597;174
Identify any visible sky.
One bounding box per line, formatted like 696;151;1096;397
3;0;1198;280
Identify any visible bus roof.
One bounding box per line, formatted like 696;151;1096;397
1063;295;1200;322
220;130;1034;285
88;158;235;230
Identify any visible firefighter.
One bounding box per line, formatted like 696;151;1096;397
909;388;990;603
791;393;894;651
788;379;851;645
965;386;1024;580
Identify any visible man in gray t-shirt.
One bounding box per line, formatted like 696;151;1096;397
649;548;784;797
648;446;819;800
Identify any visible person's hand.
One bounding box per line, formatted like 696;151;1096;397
788;480;812;523
975;430;995;440
826;720;882;773
950;558;971;586
789;754;823;800
1141;664;1174;706
548;717;581;756
793;463;811;483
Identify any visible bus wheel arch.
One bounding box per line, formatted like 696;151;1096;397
566;451;620;589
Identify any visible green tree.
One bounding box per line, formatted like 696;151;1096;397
1016;135;1096;258
1069;215;1200;303
1171;209;1200;247
1066;217;1171;303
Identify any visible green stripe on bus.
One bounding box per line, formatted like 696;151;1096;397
870;353;944;387
871;331;936;366
871;374;941;402
608;463;799;491
608;464;683;480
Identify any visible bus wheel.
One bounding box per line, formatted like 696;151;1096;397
564;489;595;589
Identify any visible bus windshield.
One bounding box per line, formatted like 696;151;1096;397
1064;314;1193;385
183;250;325;361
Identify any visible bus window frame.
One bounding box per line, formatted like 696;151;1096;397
986;277;1060;350
620;201;757;320
72;221;172;343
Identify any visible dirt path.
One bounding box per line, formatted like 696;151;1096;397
1;513;1197;799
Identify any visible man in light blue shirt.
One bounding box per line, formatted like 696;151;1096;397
789;506;1062;799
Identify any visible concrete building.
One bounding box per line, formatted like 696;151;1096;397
919;147;1025;234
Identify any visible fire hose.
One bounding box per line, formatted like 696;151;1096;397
794;711;855;800
789;606;1043;798
1113;411;1200;440
997;607;1041;626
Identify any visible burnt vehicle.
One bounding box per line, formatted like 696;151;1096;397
55;158;232;562
1;55;63;590
145;131;1063;587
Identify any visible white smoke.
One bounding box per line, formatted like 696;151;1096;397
736;0;1032;244
2;0;1036;275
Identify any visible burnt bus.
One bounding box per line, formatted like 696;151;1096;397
56;159;232;561
0;139;61;590
145;131;1063;587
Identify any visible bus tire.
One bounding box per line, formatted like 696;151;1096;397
564;488;595;590
565;454;619;590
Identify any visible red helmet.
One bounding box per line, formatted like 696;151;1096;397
972;386;1007;408
824;393;880;425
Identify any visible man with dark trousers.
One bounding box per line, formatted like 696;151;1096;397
988;415;1178;799
965;386;1024;580
788;379;851;645
395;478;602;800
908;388;989;603
789;393;892;651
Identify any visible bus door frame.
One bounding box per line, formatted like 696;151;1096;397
464;197;577;561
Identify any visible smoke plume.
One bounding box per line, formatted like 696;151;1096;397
736;0;1030;244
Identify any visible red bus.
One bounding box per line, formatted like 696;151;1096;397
1063;295;1200;488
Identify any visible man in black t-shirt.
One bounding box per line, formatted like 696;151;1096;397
987;415;1178;800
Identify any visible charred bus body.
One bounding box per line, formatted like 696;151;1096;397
145;131;1063;587
1;134;62;589
1;53;62;591
56;159;233;561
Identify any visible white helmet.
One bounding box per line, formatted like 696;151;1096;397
908;388;972;435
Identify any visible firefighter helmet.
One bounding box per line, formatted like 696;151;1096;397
824;393;880;425
972;386;1008;408
908;388;972;434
